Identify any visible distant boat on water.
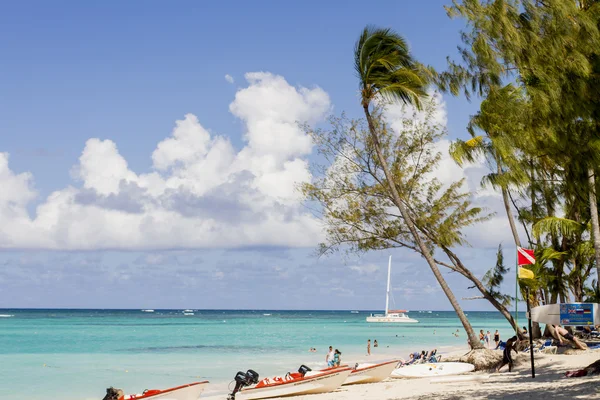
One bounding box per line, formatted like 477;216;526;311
350;311;359;314
183;310;194;316
366;256;418;324
141;309;154;313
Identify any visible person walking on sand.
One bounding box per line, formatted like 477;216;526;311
485;331;491;348
494;330;500;349
326;346;335;367
479;329;485;345
496;336;518;372
367;339;371;355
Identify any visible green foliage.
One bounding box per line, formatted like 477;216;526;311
482;244;513;307
445;0;600;301
354;26;429;108
302;98;490;256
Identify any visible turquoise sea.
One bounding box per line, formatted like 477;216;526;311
0;309;525;399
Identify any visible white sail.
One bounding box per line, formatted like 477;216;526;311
366;255;418;323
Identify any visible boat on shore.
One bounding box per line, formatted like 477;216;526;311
366;256;418;324
102;381;208;400
343;360;399;385
204;365;351;400
391;362;474;379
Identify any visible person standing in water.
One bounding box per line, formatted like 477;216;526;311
493;330;500;349
367;339;371;355
326;346;335;367
333;349;342;367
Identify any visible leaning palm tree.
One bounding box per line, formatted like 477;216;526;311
355;26;483;350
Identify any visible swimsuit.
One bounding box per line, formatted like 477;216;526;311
502;346;513;364
494;334;499;342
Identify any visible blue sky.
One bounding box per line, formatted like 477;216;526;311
0;0;522;310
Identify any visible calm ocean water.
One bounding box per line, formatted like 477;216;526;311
0;309;524;399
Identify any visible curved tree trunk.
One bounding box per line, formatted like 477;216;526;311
588;167;600;294
498;164;522;248
439;247;524;338
363;105;483;350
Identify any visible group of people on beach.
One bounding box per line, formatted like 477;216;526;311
366;338;378;355
400;349;439;366
477;329;502;349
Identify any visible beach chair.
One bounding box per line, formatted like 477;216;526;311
523;339;557;354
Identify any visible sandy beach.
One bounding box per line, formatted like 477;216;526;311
290;349;600;400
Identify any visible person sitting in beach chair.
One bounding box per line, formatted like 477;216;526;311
401;352;420;366
427;349;440;363
553;325;588;350
581;325;600;339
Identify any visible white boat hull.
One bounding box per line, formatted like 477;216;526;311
343;360;398;385
235;369;351;400
124;382;208;400
391;362;474;379
365;316;418;323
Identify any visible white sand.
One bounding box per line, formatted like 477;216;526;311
291;350;600;400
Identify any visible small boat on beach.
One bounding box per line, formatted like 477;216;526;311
320;359;398;385
207;365;351;400
342;360;399;385
391;362;475;379
366;256;418;324
102;381;208;400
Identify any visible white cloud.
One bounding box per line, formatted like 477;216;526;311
225;74;234;84
0;73;331;250
349;264;380;275
383;92;515;249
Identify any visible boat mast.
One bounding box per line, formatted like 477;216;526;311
385;255;391;315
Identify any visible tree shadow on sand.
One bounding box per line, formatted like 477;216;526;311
402;354;600;400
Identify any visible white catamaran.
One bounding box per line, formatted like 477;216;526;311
366;256;418;324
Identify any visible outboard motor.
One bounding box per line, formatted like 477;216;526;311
298;364;312;377
227;369;259;400
102;387;124;400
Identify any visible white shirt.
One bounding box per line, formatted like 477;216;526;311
326;350;334;362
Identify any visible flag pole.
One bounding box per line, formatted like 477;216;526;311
526;287;535;378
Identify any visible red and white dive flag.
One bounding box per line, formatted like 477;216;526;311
517;247;536;279
517;247;535;266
